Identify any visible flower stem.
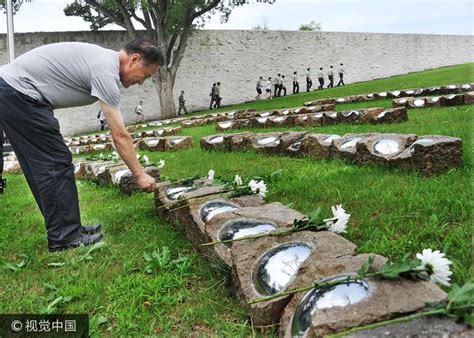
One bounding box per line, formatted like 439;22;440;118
328;308;447;338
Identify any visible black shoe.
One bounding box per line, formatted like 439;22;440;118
81;224;102;234
48;232;103;252
0;178;5;194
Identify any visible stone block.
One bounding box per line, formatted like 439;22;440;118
293;114;312;127
425;86;442;96
321;103;336;111
300;133;341;159
279;132;308;157
387;90;401;98
84;161;116;181
440;84;461;95
363;93;376;101
96;162;128;186
163;136;193;151
203;202;306;266
267;115;295;128
69;145;90;155
460;83;472;92
252;132;283;154
3;160;21;173
321;111;340;126
409;135;463;176
331;134;378;162
339;110;363;123
228;132;255;152
391;97;411;108
216;120;236;131
279;254;447;338
440;94;464;106
303;98;336;106
200;134;229;151
141;130;156;138
251;117;270;128
355;134;417;165
373;91;389;99
401;89;416;97
73;161;88;179
407;97;427;108
138;137;165;151
308;113;323;127
231;231;356;326
335;97;348;104
183;195;265;247
464;91;474;104
115;166;160;195
357;107;387;124
425;96;442;107
369;107;408;124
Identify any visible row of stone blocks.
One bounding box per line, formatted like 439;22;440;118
392;92;474;109
200;132;463;176
215;107;407;131
74;160;161;195
153;178;458;336
65;127;182;147
304;83;473;106
69;135;192;155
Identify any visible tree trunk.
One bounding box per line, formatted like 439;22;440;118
155;67;176;119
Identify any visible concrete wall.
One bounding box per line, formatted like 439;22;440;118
1;30;473;136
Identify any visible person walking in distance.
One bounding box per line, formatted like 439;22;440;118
337;63;345;86
265;77;272;99
273;74;281;97
292;71;299;94
0;38;161;252
213;82;221;108
134;100;144;124
317;67;325;90
177;90;187;115
97;110;107;131
306;68;313;92
327;65;334;88
255;76;263;100
280;75;287;96
209;83;216;109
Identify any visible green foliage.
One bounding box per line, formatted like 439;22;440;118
299;20;321;31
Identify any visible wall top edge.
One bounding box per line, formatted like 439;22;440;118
0;29;473;38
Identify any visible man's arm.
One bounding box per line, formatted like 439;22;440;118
99;101;156;192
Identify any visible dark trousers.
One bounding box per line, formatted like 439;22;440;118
318;78;324;90
99;119;107;131
337;73;345;86
0;130;3;176
0;78;82;245
293;81;299;94
209;95;215;109
328;75;334;88
274;84;279;97
306;78;313;92
213;96;221;108
178;102;187;115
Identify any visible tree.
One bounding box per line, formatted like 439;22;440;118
65;0;276;118
299;20;321;31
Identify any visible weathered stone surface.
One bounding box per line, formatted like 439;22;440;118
203;202;305;266
369;107;408;124
96;162;128;186
355;134;417;165
278;132;308;156
216;120;236;131
464;91;474;104
440;84;461;95
69;145;91;155
138;137;165;151
409;135;463;176
339;110;363;123
280;254;447;338
252;132;284;154
251;116;270;128
267;115;295;128
163;136;193;151
161;127;182;136
357;107;387;123
200;134;229;151
392;97;411;108
300;133;340;159
304;98;336;106
231;231;357;326
116;166;160;195
228;132;255;152
387;90;401;98
293;114;312;127
321;111;340;126
347;316;473;338
3;160;21;173
440;94;464;106
73;161;88;179
84;160;116;181
407;97;427;108
184;195;265;246
308;113;323;127
331;134;377;162
425;96;442;107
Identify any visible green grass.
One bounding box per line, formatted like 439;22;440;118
0;63;472;336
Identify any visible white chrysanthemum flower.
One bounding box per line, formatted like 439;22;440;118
207;169;215;181
256;180;267;198
323;204;350;234
248;179;258;193
157;160;165;169
234;175;243;186
416;249;453;286
136;154;141;160
143;155;150;165
99;153;104;160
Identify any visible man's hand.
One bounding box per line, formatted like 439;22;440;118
135;172;157;193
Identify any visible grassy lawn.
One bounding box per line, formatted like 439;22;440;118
0;63;472;336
